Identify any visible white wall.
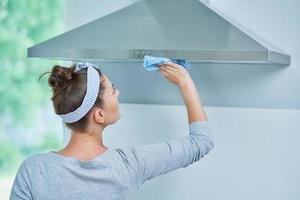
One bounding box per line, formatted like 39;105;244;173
63;0;300;199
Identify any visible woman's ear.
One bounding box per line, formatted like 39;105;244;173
93;107;105;124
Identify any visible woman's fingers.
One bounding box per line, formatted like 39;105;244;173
161;66;176;74
158;62;190;86
159;63;177;72
165;62;181;69
160;69;172;81
158;64;168;68
160;65;175;75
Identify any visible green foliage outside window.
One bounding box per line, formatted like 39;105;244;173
0;0;65;178
0;0;64;124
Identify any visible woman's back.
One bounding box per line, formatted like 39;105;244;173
10;120;213;200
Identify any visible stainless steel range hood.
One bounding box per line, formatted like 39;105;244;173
28;0;290;65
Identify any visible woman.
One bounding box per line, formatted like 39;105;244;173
10;61;214;200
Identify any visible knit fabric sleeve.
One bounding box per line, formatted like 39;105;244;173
9;158;33;200
115;120;214;189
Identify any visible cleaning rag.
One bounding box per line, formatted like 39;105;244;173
143;55;191;71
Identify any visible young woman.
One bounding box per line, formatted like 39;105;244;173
10;62;214;200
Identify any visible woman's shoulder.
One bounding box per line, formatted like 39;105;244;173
19;152;53;168
26;151;52;161
13;152;52;178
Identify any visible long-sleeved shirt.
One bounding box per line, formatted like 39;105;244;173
9;120;214;200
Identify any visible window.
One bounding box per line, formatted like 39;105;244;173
0;1;64;199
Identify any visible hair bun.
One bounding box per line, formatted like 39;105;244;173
48;65;74;90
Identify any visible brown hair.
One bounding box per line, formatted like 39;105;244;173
39;64;105;132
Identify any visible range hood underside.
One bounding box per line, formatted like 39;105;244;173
28;0;290;65
28;49;290;65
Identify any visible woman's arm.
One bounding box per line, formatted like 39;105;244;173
115;120;214;189
160;62;207;123
179;75;207;123
9;159;33;200
114;62;214;189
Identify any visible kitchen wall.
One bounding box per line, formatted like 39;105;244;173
63;0;300;199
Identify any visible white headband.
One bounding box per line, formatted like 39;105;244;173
58;62;100;123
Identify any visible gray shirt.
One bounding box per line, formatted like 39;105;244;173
10;120;214;200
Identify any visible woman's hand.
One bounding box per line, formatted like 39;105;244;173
158;62;192;87
159;62;207;122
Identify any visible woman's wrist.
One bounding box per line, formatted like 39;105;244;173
178;77;194;90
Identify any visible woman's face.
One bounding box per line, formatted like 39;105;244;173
101;74;120;125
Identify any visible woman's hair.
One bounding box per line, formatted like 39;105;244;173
39;64;105;132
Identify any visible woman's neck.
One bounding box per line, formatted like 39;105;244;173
56;129;108;161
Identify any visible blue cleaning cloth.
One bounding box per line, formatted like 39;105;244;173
143;55;191;71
